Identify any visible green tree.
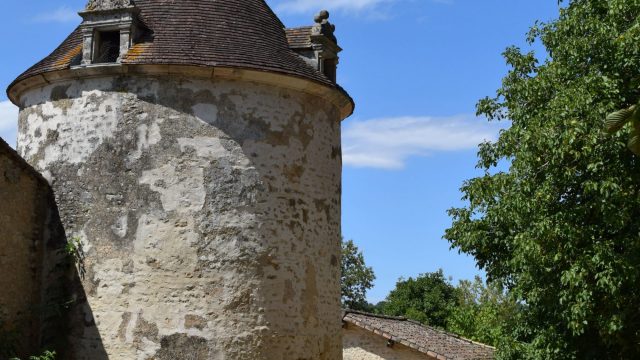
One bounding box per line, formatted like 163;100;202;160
448;277;521;350
341;239;376;310
380;270;457;328
445;1;640;358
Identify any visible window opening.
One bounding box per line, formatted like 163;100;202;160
323;59;337;83
94;31;120;63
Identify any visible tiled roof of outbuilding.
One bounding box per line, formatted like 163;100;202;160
343;310;495;360
10;0;334;88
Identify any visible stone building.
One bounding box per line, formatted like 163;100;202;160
342;311;495;360
4;0;352;359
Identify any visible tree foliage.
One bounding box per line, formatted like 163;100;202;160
448;277;519;347
341;239;376;310
375;272;524;353
447;278;527;359
605;100;640;155
380;270;457;328
446;1;640;358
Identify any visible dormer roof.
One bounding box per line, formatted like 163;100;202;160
9;0;339;92
286;27;314;49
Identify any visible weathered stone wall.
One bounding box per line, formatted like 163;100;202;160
0;139;67;357
17;75;343;360
343;325;432;360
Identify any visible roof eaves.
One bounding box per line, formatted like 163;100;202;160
343;309;496;359
343;311;451;360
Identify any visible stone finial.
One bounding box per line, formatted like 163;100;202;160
312;10;337;44
85;0;134;11
314;10;330;24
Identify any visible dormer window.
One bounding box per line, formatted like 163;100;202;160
78;1;140;66
94;31;120;63
287;10;342;84
323;59;337;83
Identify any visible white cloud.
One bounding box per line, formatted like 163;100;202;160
273;0;450;14
33;7;79;23
0;101;19;148
274;0;392;14
342;115;502;170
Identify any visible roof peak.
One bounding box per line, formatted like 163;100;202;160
343;309;408;321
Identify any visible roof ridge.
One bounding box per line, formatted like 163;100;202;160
343;309;497;352
343;309;407;321
256;0;286;31
286;25;313;30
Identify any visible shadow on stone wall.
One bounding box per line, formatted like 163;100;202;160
42;198;109;360
0;139;108;359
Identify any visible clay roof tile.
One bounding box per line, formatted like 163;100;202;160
343;310;496;360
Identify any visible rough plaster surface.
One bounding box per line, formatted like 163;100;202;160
18;75;343;359
343;325;432;360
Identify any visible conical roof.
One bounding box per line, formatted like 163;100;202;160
10;0;336;89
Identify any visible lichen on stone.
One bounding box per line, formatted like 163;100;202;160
86;0;133;11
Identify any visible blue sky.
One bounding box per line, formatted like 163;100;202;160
0;0;560;303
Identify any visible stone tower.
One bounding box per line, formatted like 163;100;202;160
6;0;353;358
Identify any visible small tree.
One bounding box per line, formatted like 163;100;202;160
380;270;457;328
341;239;376;310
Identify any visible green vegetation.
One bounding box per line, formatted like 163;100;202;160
447;277;522;357
10;351;57;360
0;316;55;360
65;236;85;279
445;0;640;358
338;241;518;349
370;271;519;350
605;102;640;155
341;239;376;310
378;270;457;328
